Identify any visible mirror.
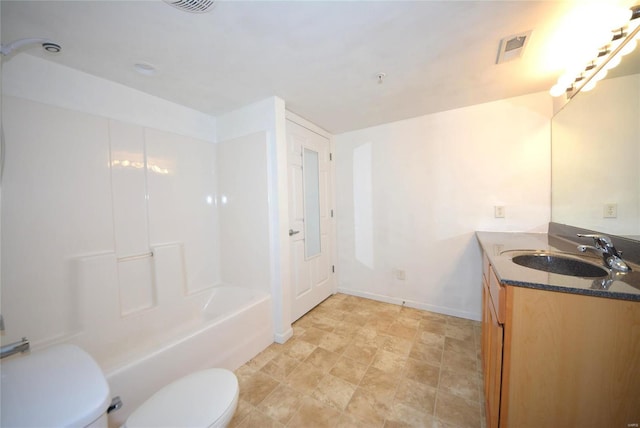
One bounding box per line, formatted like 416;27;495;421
551;29;640;240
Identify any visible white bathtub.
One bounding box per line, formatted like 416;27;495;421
105;286;273;427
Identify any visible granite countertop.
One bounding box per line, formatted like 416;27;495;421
476;231;640;302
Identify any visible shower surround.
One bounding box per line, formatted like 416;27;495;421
1;54;277;411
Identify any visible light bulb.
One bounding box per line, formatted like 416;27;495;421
609;37;624;52
605;7;633;31
557;73;576;88
550;83;568;97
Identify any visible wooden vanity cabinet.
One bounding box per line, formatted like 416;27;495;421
481;250;640;428
481;252;503;428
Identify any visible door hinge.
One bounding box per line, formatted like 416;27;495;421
332;265;335;273
331;209;334;218
329;153;333;161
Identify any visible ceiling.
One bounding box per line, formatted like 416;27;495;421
1;0;637;134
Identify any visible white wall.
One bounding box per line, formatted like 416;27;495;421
335;92;552;320
1;0;5;342
1;55;224;365
216;98;293;343
217;131;270;292
0;3;5;414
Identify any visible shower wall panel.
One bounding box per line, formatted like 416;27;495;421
217;132;270;293
1;95;221;349
1;96;114;344
145;128;220;295
109;120;149;257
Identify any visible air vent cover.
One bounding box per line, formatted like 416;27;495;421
163;0;215;13
496;30;532;64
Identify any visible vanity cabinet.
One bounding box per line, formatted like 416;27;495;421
481;250;640;428
481;252;503;428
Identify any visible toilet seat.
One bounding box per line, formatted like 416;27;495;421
125;368;239;428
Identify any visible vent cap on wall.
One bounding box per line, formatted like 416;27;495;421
163;0;215;13
496;30;532;64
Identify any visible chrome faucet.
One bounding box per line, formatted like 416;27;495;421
576;233;631;272
0;337;30;359
0;315;32;359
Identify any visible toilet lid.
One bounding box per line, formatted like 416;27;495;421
126;368;238;428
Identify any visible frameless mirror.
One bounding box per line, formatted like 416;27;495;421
551;29;640;240
303;147;321;258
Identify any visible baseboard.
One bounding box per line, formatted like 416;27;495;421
273;327;293;344
336;288;481;321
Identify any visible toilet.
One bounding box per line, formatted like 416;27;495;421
1;344;239;428
1;344;111;427
124;368;239;428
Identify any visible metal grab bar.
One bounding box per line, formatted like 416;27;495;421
117;251;153;262
1;337;30;359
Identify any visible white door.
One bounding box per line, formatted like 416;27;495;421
287;119;334;321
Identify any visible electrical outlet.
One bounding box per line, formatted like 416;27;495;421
604;203;617;218
494;205;505;218
393;268;406;280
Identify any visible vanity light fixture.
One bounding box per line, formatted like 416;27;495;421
550;4;640;98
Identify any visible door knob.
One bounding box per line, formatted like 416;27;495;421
289;229;300;236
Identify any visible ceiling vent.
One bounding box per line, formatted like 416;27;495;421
496;30;532;64
163;0;216;13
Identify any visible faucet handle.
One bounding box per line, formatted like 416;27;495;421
577;233;613;248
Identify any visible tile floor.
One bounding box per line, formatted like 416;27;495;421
230;293;485;428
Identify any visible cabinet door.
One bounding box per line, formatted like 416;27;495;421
481;279;490;400
483;276;503;428
488;305;503;428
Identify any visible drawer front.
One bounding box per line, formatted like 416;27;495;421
489;266;505;324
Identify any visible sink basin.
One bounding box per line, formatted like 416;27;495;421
511;253;608;278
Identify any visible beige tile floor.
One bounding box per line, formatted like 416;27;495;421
230;293;485;428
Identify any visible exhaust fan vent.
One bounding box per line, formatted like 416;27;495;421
496;30;532;64
164;0;215;13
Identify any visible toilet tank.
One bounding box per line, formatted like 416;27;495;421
1;344;111;427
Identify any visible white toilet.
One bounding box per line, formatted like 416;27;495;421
124;368;239;428
1;344;239;428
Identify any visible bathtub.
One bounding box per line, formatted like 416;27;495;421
104;286;273;427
